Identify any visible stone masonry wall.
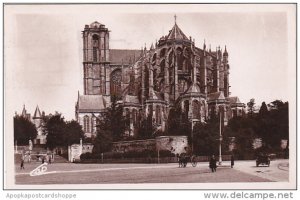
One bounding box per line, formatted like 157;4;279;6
112;136;188;155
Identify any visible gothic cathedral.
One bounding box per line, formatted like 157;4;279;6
75;20;245;138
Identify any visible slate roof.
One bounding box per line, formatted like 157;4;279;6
77;95;106;112
186;83;201;93
110;49;142;64
147;88;165;101
123;95;140;104
226;96;244;107
226;96;241;104
33;105;42;119
167;23;189;41
207;91;226;101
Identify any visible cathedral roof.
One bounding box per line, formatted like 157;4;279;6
77;95;106;112
186;83;201;93
33;105;42;119
167;23;189;41
226;96;245;107
207;91;226;101
90;21;103;28
110;49;142;64
148;89;164;101
226;96;241;104
123;95;140;104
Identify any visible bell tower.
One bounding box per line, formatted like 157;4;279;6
82;21;110;95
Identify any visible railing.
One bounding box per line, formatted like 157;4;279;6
80;155;233;164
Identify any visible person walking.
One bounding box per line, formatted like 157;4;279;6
209;155;217;172
231;154;235;168
20;158;25;170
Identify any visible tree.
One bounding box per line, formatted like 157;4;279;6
101;95;127;141
268;100;285;110
91;95;128;153
64;120;84;146
137;115;156;139
14;116;37;145
166;105;190;137
193;118;219;156
247;98;256;117
257;100;288;151
225;100;289;158
44;113;66;150
259;102;269;117
225;116;257;159
92;128;113;154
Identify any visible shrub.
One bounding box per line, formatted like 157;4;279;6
159;150;174;157
80;152;94;160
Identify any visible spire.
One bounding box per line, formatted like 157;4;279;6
144;43;147;54
174;14;177;24
223;45;228;57
140;46;143;57
21;104;26;117
33;105;42;119
203;40;206;56
167;21;189;41
150;43;154;50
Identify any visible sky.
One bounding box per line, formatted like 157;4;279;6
5;4;296;120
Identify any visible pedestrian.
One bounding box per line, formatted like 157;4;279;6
42;157;45;164
231;154;235;168
209;155;217;172
48;156;51;164
20;158;25;170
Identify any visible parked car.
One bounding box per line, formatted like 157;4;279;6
256;154;270;167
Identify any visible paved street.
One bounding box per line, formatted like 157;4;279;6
14;159;288;185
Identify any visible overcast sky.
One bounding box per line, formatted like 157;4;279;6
5;4;296;120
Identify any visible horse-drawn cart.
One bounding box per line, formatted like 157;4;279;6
178;153;197;168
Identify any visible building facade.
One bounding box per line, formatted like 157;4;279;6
18;105;47;144
75;20;245;138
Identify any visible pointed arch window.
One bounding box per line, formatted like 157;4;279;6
192;100;200;119
178;79;188;93
110;69;122;99
184;100;189;119
156;105;161;124
132;109;137;126
92;35;99;62
125;108;130;127
83;115;90;133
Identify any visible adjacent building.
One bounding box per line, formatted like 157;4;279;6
17;105;47;144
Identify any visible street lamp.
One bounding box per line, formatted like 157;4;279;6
218;110;222;165
191;119;194;154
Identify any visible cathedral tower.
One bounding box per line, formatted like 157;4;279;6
82;21;110;95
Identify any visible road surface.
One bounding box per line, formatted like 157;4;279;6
15;159;288;185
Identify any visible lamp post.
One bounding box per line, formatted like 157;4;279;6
218;110;222;165
191;119;194;154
